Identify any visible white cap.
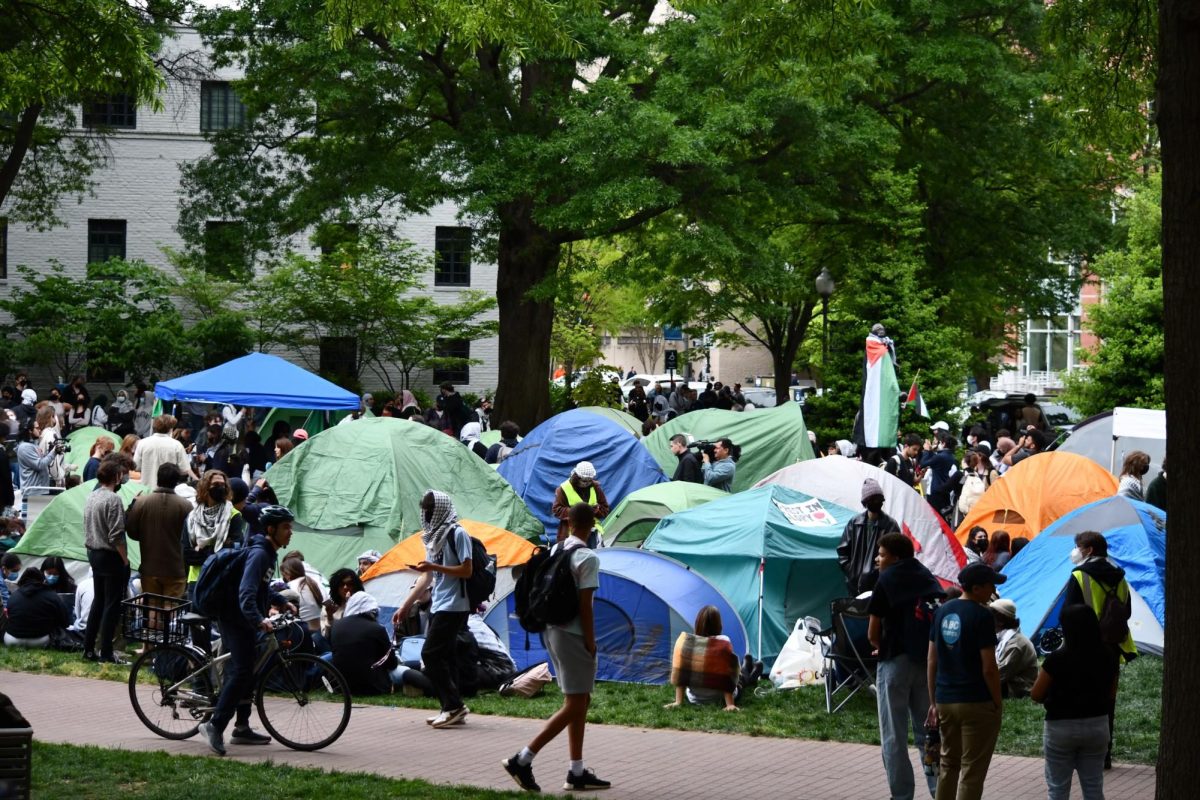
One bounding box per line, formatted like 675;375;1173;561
20;389;36;404
574;461;597;481
930;421;950;432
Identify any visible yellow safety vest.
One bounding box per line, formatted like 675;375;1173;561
1072;570;1137;662
560;481;604;535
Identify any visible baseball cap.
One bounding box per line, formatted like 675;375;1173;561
989;598;1018;622
958;562;1008;589
930;421;950;432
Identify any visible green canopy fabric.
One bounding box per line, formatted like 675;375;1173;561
266;417;543;575
64;428;122;470
577;406;643;438
642;401;813;493
603;482;728;547
480;430;503;447
644;484;855;665
12;480;152;567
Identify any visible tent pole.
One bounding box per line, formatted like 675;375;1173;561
1111;435;1117;474
757;558;765;660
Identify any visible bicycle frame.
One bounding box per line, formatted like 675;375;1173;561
157;628;284;709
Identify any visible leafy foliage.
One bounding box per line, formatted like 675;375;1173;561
1063;174;1163;415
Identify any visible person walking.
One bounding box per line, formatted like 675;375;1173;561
502;502;609;793
390;490;473;728
197;505;296;756
926;563;1005;800
82;460;131;664
868;532;945;800
1030;604;1118;800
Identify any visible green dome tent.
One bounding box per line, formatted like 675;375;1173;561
643;401;814;493
266;417;543;574
64;428;122;471
11;479;152;566
577;406;643;438
603;482;728;547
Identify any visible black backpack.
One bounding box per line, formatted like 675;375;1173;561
192;546;250;618
515;544;579;633
459;536;497;608
1096;581;1132;645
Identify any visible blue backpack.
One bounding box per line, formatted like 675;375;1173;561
192;546;249;618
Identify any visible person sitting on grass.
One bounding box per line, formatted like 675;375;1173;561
3;567;70;648
664;605;744;711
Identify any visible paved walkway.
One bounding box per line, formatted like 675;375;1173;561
6;671;1154;799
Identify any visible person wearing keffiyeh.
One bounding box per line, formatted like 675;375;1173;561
391;490;474;728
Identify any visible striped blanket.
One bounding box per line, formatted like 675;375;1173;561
670;633;738;692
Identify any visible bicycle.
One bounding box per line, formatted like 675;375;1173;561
121;593;352;751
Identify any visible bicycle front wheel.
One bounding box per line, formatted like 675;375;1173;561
255;653;351;751
129;645;214;739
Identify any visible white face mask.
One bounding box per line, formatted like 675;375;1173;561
1069;547;1086;565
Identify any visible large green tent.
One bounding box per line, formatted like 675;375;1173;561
266;417;543;574
603;482;728;547
642;401;813;492
11;480;152;567
644;484;855;665
64;427;122;471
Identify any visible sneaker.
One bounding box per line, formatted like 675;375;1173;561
563;768;611;791
230;726;271;745
198;721;226;757
430;706;468;728
426;714;440;725
502;754;540;792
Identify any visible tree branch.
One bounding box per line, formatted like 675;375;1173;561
0;104;43;209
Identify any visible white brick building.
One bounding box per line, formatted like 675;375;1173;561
0;27;500;398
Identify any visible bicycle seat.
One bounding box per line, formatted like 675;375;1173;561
179;612;210;624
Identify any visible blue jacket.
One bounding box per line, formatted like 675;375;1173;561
920;449;957;497
702;457;736;492
235;534;281;629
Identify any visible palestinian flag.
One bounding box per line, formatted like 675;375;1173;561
904;379;929;419
854;334;900;448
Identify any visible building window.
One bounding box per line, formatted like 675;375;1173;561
434;226;472;287
87;219;126;264
201;82;247;132
433;339;470;384
204;221;249;280
1023;315;1081;376
82;93;137;129
319;336;358;384
0;217;7;280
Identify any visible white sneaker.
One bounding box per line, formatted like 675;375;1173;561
430;706;469;728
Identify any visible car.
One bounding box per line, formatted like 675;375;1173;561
740;388;779;408
955;391;1080;437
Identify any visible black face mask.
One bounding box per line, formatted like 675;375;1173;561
210;485;228;503
864;498;885;514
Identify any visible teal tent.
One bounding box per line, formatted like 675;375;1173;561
266;417;543;575
603;482;728;547
644;484;855;665
12;480;152;567
642;402;813;493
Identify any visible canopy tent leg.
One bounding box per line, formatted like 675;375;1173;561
1111;435;1118;474
757;558;765;660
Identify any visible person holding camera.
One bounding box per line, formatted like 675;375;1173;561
700;438;740;493
15;420;56;497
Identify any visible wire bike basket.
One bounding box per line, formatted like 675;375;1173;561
121;593;192;646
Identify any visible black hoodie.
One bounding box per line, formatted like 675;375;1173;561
1064;556;1128;608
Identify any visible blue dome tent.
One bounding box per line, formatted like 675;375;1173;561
484;548;748;685
496;408;668;538
1000;496;1166;655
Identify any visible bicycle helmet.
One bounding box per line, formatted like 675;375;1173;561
259;505;295;527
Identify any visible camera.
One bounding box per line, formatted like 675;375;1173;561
688;440;717;460
54;439;71;454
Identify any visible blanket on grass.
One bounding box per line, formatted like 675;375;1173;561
670;632;738;692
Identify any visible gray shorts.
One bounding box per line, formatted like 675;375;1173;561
544;627;596;695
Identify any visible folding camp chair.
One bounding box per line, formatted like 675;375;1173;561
805;596;878;713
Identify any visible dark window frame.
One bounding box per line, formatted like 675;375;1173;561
200;81;247;132
319;336;358;384
0;217;7;280
434;226;472;287
433;338;470;385
87;219;127;264
82;93;137;129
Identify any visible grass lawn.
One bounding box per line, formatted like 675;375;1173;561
1;646;1161;764
30;741;525;799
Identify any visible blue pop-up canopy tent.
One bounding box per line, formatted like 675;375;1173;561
154;352;360;410
645;484;856;666
484;548;748;684
497;408;668;537
1001;496;1166;655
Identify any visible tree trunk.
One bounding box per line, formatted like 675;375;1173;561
772;343;800;406
1156;1;1200;796
492;201;559;432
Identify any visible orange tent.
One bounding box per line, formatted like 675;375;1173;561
954;452;1119;545
361;519;537;612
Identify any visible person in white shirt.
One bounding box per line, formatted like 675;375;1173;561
133;414;198;487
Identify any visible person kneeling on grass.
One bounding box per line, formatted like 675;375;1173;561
502;502;609;793
663;605;747;712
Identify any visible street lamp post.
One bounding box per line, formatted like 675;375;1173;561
815;267;836;387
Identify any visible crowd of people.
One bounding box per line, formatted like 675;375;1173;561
0;375;1148;798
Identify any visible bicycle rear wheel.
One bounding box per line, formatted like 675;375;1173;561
255;653;351;751
129;645;213;739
